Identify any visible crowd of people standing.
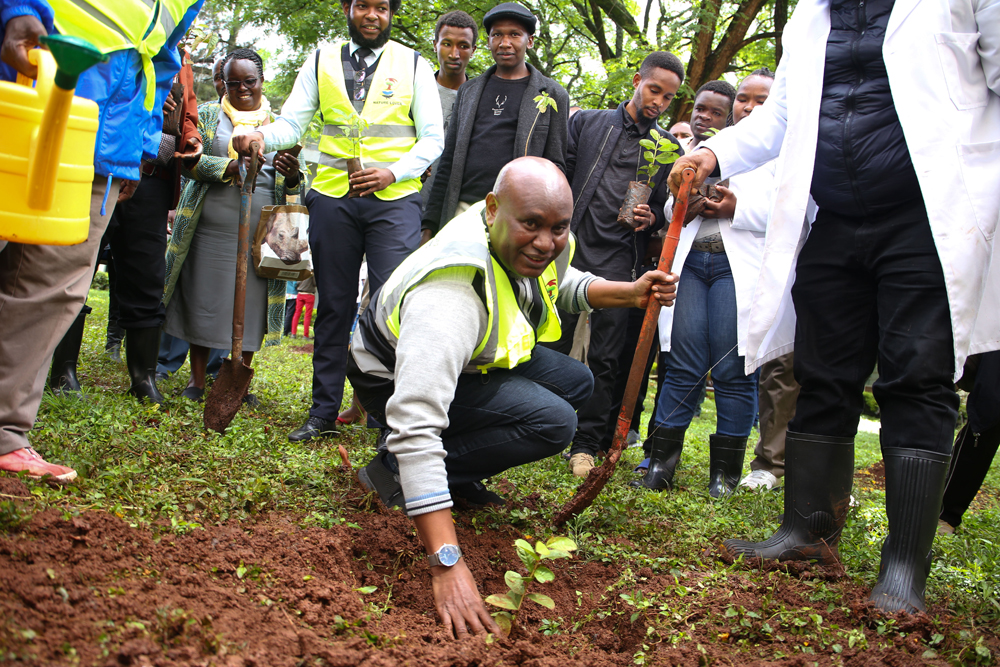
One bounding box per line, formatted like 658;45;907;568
0;0;997;640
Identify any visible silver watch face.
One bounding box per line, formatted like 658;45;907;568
435;544;462;567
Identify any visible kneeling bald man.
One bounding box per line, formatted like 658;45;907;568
348;157;676;636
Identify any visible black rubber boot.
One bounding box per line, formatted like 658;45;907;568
49;307;89;396
723;432;854;565
105;318;124;362
708;434;747;498
124;327;165;404
869;447;950;614
630;427;685;491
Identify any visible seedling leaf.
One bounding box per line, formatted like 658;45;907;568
534;565;555;583
486;593;518;610
505;571;525;594
528;592;555;609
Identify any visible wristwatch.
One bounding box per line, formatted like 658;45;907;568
428;544;462;568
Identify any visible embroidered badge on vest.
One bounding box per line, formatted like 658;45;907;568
382;77;398;98
545;278;558;302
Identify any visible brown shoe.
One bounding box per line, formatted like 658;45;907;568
0;448;77;482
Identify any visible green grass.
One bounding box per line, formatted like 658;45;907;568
10;288;1000;662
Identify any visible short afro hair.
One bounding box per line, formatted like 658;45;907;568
342;0;402;14
222;48;264;81
638;51;685;84
435;10;478;44
746;66;775;80
695;79;737;107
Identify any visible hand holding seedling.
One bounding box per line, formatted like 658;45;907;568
349;167;396;197
431;559;500;639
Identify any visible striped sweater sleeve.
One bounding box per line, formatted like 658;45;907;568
556;266;602;314
384;268;486;516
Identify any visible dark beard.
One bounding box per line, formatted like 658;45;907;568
348;21;392;49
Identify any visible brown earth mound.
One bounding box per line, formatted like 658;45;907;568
0;502;987;666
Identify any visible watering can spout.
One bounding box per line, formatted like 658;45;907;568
26;34;106;211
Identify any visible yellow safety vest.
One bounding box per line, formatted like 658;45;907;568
51;0;196;110
374;202;573;372
314;41;420;201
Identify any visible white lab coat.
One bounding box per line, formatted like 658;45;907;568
703;0;1000;380
657;163;776;360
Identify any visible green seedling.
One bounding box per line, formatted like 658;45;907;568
636;129;680;186
330;111;371;161
524;92;559;155
486;535;577;636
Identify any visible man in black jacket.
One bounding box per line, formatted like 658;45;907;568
421;2;570;240
553;51;685;477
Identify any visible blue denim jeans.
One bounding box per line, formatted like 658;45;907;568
653;250;758;437
351;345;594;486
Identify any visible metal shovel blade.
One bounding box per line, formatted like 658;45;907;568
203;142;260;433
204;359;254;433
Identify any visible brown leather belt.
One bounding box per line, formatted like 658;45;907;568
691;239;726;253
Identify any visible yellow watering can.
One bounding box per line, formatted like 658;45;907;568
0;35;107;246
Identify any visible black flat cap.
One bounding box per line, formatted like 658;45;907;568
483;2;537;34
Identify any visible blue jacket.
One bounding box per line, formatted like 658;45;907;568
0;0;204;180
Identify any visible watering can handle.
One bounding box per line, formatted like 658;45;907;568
24;36;106;212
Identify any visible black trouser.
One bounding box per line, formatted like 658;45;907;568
106;175;172;329
349;345;593;485
941;351;1000;527
283;298;296;335
788;201;958;453
569;307;630;455
306;189;421;421
610;306;658;444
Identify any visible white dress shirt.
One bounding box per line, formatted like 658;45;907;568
259;41;444;184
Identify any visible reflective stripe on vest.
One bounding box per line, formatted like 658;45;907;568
51;0;198;110
314;41;420;201
374;202;572;372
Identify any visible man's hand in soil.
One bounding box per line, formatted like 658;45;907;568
699;185;736;219
668;149;717;197
413;508;500;638
231;131;266;160
349;168;395;197
632;203;655;232
431;560;500;638
1;15;46;79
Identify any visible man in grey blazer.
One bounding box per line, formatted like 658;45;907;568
421;2;570;241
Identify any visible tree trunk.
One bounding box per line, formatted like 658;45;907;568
774;0;789;65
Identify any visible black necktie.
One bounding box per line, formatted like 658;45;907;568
353;47;373;70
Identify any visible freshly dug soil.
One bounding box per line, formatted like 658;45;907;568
2;496;994;666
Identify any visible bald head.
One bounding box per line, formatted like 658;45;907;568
485;158;573;279
492;157;572;210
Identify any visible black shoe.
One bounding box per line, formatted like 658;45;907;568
630;427;685;491
180;386;204;402
723;432;854;566
154;371;169;383
869;447;950;614
242;393;261;408
124;327;165;404
452;481;506;508
358;451;405;511
708;434;748;498
288;416;338;442
49;308;88;397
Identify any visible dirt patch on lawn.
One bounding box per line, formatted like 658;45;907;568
0;496;993;666
290;344;314;355
856;460;886;491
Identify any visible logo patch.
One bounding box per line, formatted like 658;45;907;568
382;77;398;98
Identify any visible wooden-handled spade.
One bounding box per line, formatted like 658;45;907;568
204;142;261;433
553;167;697;526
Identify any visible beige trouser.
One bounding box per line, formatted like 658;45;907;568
0;177;120;455
749;351;800;478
